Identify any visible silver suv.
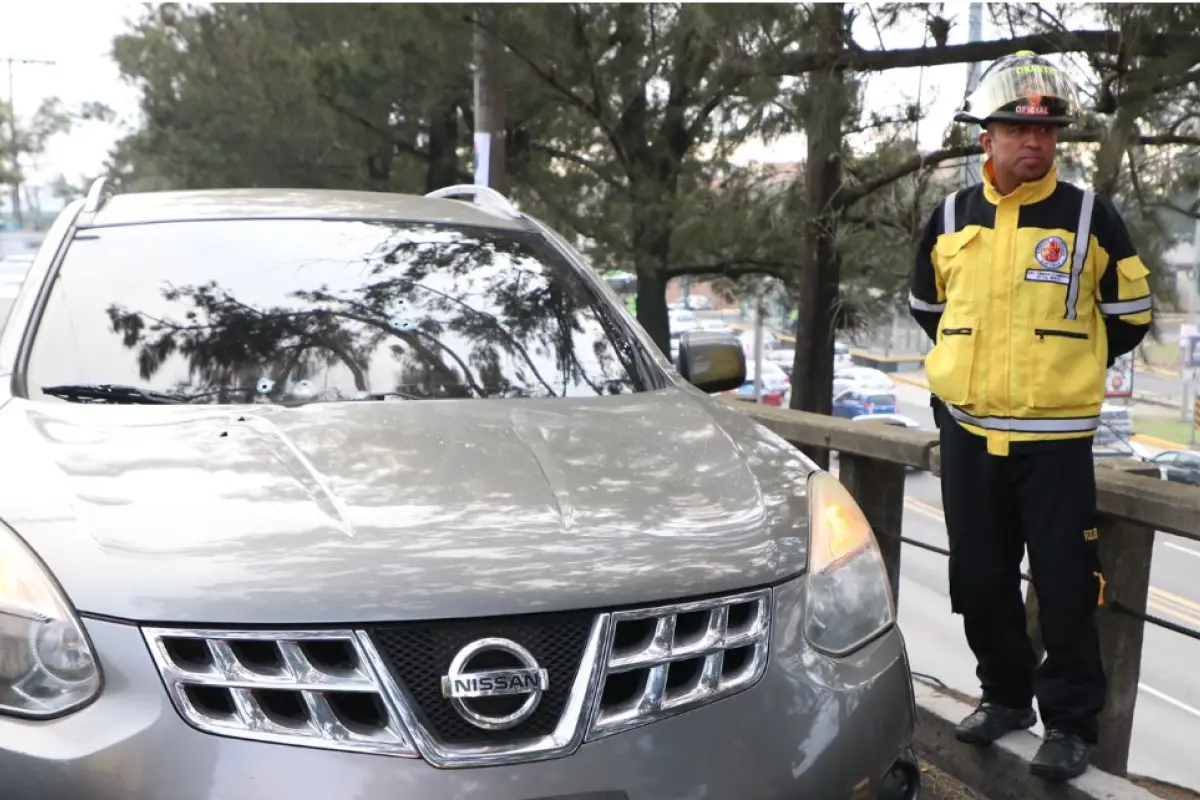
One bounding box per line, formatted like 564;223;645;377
0;181;918;799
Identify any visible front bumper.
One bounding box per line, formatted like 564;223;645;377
0;580;916;800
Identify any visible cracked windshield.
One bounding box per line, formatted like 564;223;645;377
25;220;643;404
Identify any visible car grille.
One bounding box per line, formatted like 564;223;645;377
588;589;771;740
141;628;416;756
142;587;773;768
367;611;593;746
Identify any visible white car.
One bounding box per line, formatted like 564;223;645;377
834;342;853;370
835;366;895;393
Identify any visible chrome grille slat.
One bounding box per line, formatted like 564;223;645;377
586;589;772;741
143;628;418;757
142;586;775;766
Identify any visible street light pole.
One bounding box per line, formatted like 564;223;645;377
4;55;55;229
961;3;984;188
471;8;506;193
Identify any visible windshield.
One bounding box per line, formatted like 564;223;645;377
24;219;647;404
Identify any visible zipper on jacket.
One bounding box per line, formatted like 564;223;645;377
1034;328;1088;341
942;327;972;336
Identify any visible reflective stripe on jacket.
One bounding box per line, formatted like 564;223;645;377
908;162;1152;456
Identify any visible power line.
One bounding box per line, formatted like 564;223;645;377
3;55;56;229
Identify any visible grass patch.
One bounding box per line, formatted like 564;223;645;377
1141;341;1182;370
1135;416;1197;446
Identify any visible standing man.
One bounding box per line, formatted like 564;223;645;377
907;51;1153;782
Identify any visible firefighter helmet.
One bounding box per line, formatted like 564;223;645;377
955;51;1079;127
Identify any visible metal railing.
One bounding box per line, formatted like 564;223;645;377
727;398;1200;779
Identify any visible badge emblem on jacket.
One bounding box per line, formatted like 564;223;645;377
1034;235;1069;269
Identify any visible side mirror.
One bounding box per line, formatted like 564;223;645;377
676;330;746;394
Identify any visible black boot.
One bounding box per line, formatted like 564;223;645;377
954;702;1037;746
1030;729;1091;782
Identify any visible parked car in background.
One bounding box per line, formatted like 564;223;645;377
765;348;794;379
833;388;897;419
721;359;791;406
834;341;852;370
1148;449;1200;485
835;366;896;394
0;180;919;799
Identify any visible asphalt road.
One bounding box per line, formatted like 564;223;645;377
875;383;1200;791
1136;369;1187;405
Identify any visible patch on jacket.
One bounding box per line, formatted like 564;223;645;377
1034;235;1069;269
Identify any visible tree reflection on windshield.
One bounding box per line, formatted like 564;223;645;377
26;219;645;404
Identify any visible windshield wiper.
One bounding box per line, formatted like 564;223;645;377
41;384;187;405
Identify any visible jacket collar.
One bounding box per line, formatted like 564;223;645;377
982;159;1058;205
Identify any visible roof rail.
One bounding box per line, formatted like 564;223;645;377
424;184;519;217
82;176;116;214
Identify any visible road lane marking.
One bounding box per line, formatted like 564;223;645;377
898;494;1200;723
1164;541;1200;560
1139;683;1200;720
901;497;1200;628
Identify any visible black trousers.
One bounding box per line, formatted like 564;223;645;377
936;404;1107;743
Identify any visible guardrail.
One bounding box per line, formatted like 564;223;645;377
725;399;1200;780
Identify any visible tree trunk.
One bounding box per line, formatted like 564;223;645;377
1092;105;1139;197
790;2;850;470
636;267;671;356
426;100;464;193
631;192;674;355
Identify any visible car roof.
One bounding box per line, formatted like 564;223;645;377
81;188;529;231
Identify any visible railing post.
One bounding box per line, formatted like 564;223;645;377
1092;513;1155;777
838;453;906;604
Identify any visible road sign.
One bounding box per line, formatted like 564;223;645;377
1105;352;1134;398
1184;335;1200;369
1194;397;1200;431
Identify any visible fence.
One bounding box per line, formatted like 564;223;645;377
727;399;1200;779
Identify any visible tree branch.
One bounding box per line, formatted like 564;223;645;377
1100;69;1200;114
665;259;796;280
838;131;1200;209
530;142;624;188
743;30;1191;78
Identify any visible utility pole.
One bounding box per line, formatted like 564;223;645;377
472;7;506;193
961;4;984;188
4;56;55;229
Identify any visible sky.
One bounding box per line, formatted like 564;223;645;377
3;2;1073;208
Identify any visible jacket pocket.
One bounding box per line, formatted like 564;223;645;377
934;227;981;301
925;316;978;406
1027;319;1105;409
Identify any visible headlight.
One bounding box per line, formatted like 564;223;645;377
803;470;896;656
0;522;100;717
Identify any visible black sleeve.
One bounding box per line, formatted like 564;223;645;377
1093;196;1153;366
908;201;944;343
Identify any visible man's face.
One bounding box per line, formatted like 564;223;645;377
980;122;1059;185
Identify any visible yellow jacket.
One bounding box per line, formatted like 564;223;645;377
908;162;1152;456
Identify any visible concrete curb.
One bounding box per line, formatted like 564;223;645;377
913;682;1159;800
1135;362;1181;380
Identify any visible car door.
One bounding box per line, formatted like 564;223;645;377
1152;451;1182;482
1174;452;1200;485
832;390;856;418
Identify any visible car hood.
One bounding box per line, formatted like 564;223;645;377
0;390;814;624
